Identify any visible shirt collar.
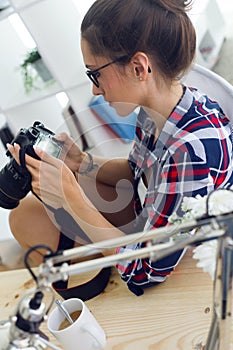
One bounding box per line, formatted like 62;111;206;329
137;86;194;165
159;86;193;139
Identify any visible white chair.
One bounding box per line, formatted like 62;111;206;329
182;64;233;123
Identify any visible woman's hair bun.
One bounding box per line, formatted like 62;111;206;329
147;0;193;13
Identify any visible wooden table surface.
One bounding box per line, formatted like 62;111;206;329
1;248;233;350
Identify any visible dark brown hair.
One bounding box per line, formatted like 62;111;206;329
81;0;196;80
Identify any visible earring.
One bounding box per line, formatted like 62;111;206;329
139;77;143;81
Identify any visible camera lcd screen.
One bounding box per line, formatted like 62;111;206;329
35;135;62;158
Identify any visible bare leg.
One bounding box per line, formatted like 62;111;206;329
9;176;136;264
9;195;60;264
78;175;136;232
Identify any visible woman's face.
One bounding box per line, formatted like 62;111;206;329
81;39;139;116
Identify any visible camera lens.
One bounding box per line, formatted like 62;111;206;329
0;194;19;209
0;121;61;209
0;159;32;209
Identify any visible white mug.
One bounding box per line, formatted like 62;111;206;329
0;320;10;349
47;298;106;350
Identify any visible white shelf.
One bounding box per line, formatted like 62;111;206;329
0;17;62;110
20;0;87;90
189;0;225;69
10;0;40;10
4;94;70;134
0;4;13;20
0;0;87;112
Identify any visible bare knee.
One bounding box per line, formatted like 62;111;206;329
9;195;60;259
9;195;46;238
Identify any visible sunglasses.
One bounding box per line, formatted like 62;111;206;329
85;56;128;88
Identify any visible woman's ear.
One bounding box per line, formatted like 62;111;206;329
131;52;151;80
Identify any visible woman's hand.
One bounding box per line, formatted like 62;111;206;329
55;132;85;173
7;143;83;209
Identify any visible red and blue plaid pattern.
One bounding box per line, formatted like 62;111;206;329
116;86;233;295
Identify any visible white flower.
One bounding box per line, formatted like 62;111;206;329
181;194;206;216
193;239;218;280
169;188;233;280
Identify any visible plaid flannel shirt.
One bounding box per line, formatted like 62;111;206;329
116;86;233;295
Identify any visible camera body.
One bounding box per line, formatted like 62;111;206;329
6;121;62;159
0;121;63;209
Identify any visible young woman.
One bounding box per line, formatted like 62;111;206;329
8;0;233;295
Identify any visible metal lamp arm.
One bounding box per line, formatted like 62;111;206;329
37;213;230;288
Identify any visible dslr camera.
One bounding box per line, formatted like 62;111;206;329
0;121;63;209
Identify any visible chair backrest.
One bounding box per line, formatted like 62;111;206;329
182;64;233;123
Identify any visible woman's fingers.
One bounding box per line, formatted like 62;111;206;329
6;143;21;165
26;147;59;167
54;132;73;148
6;143;61;177
6;142;72;209
54;132;68;142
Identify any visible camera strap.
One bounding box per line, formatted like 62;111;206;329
31;195;112;301
52;230;111;301
52;208;112;301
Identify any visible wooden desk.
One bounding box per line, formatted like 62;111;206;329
1;249;233;350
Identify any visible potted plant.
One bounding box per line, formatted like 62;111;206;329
20;48;54;93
